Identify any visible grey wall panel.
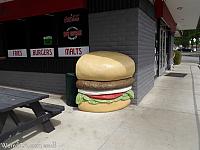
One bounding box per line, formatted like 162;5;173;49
89;8;155;104
0;71;66;94
89;8;139;60
89;8;139;103
137;9;156;103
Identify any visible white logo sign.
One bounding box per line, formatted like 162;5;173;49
58;46;89;57
30;48;54;57
8;49;27;58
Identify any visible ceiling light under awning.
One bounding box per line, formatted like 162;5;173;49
177;7;183;11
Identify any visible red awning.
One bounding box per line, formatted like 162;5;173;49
0;0;87;22
155;0;177;32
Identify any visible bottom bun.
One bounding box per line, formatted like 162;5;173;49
78;99;131;113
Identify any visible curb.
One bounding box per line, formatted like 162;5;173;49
48;93;63;99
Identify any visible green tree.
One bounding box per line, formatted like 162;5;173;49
174;29;200;48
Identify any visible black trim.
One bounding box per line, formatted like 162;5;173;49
88;0;155;21
156;19;160;77
166;30;171;70
197;16;200;29
88;0;155;20
88;0;139;13
139;0;155;20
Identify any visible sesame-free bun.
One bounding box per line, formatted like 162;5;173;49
78;99;131;113
76;51;135;81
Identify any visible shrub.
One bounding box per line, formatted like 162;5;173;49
173;50;182;65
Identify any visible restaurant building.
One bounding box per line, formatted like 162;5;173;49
0;0;176;104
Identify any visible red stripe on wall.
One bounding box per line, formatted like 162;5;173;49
0;0;87;22
163;2;177;32
155;0;163;18
155;0;177;32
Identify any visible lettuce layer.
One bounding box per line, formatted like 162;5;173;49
76;90;134;105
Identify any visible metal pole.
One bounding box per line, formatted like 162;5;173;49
199;54;200;65
198;55;200;69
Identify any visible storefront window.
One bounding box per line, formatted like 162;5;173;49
0;9;89;73
1;20;28;58
29;15;56;48
28;15;57;58
0;24;6;57
160;29;165;68
4;20;27;51
57;9;89;47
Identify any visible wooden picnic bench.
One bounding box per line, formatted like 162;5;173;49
0;87;64;143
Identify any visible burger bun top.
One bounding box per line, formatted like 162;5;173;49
76;51;135;81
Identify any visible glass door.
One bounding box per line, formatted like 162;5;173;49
159;27;167;75
154;35;158;77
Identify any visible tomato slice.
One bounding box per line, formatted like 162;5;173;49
88;93;123;100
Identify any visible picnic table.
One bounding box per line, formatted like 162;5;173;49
0;87;64;143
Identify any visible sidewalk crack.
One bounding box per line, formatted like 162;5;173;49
97;121;124;150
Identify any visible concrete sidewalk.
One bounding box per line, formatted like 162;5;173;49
1;62;200;150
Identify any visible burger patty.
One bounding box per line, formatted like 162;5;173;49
76;77;134;90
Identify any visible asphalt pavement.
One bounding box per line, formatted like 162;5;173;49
182;56;200;64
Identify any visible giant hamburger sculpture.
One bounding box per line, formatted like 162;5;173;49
75;51;135;112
